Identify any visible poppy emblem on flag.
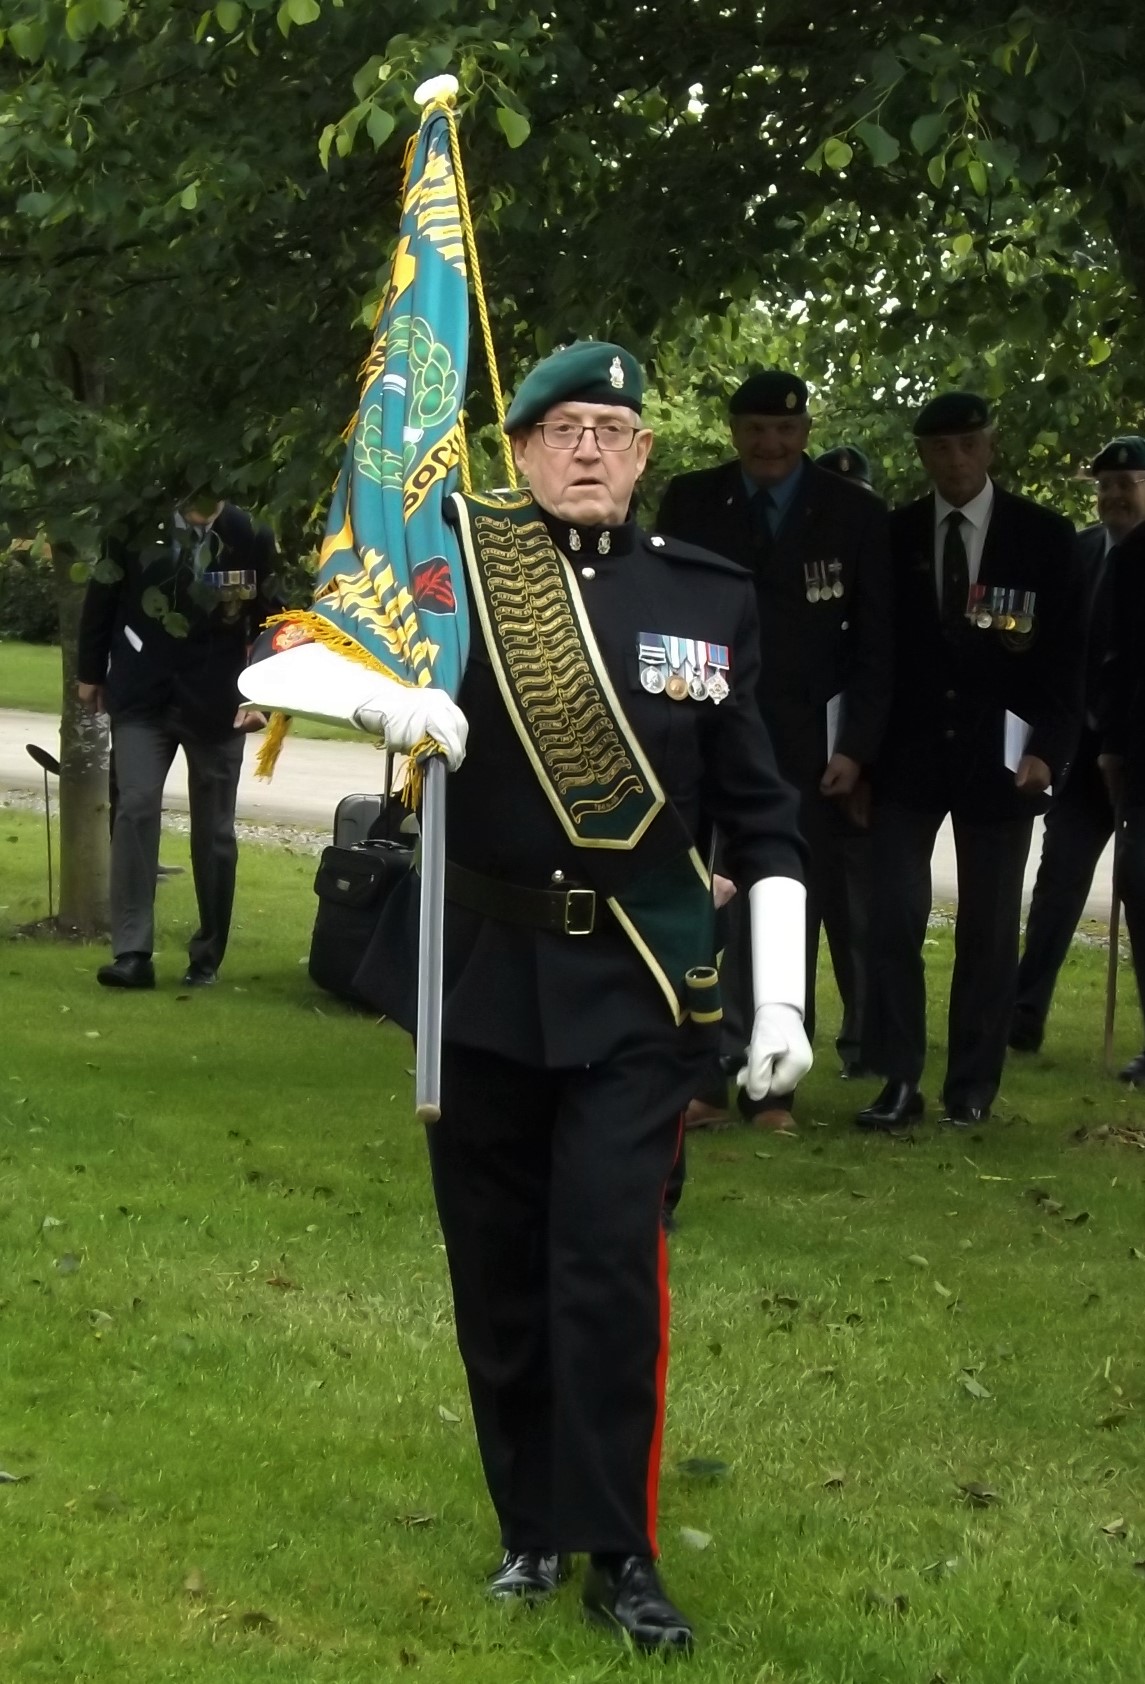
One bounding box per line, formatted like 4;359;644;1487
412;558;457;613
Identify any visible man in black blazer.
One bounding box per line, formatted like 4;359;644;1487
858;393;1081;1129
657;371;892;1121
1011;436;1145;1052
77;491;282;989
1098;516;1145;1085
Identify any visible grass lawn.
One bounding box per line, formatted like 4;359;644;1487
0;640;360;742
2;804;1144;1683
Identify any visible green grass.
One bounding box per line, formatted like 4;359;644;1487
0;639;360;741
2;804;1144;1683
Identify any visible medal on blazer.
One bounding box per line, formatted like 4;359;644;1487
639;633;730;704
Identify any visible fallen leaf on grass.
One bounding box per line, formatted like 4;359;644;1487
1130;1247;1144;1261
958;1480;999;1507
679;1527;712;1550
183;1567;206;1597
861;1588;909;1615
0;1470;31;1484
676;1457;731;1481
399;1649;419;1667
87;1309;113;1330
1066;1210;1090;1225
40;1215;64;1231
55;1253;82;1275
437;1405;461;1425
959;1371;991;1400
1134;1560;1145;1576
396;1512;437;1529
239;1610;276;1633
1096;1407;1130;1430
920;1557;960;1579
822;1470;846;1490
934;1281;953;1299
1101;1518;1128;1538
907;1254;929;1268
265;1274;298;1290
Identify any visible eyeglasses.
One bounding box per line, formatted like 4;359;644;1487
537;422;640;452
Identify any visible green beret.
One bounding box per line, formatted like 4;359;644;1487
1091;435;1145;475
913;392;992;438
730;370;808;417
817;445;872;486
504;340;644;432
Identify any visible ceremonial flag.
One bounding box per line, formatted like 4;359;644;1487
263;84;470;707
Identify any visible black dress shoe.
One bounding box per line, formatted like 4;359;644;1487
941;1102;991;1128
97;953;155;990
1118;1051;1145;1088
855;1081;923;1131
181;964;217;987
583;1555;693;1651
1007;1010;1044;1053
486;1550;564;1600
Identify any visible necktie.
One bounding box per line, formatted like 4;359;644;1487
942;510;969;626
750;489;775;547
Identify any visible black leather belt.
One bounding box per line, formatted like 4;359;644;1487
445;862;604;935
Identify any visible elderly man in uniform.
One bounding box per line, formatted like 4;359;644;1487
858;393;1081;1130
241;342;811;1653
1099;511;1145;1085
1010;435;1145;1053
657;372;892;1125
817;444;877;492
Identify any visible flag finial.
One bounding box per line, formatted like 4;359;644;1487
415;73;460;107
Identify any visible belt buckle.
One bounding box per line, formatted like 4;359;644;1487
563;887;596;935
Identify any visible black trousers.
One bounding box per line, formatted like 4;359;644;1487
109;709;244;969
1119;805;1145;1044
862;804;1034;1108
1015;756;1114;1029
715;784;869;1113
425;1035;702;1557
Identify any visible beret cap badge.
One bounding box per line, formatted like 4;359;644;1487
609;356;624;389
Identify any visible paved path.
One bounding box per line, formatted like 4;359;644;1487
0;706;1117;916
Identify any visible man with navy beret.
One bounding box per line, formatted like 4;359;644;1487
246;341;813;1652
1011;435;1145;1054
657;370;892;1125
857;392;1082;1129
817;444;876;490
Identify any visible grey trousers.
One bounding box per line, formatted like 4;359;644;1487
109;710;245;970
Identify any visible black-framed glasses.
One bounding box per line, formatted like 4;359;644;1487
537;421;640;452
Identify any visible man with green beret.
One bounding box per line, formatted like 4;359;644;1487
250;340;812;1650
857;392;1082;1129
657;369;893;1126
817;444;876;490
1011;435;1145;1054
1097;502;1145;1084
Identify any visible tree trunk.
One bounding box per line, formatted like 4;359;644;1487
53;544;110;938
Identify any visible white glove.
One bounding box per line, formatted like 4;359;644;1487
354;679;468;771
737;875;814;1100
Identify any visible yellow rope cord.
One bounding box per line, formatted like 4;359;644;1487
443;100;517;489
253;710;292;780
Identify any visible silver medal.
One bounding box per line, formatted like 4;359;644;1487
640;665;666;694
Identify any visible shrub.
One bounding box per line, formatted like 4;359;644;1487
0;545;58;643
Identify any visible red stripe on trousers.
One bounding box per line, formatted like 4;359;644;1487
645;1111;680;1556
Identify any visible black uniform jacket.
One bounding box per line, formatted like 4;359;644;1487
1101;522;1145;806
655;457;892;786
874;485;1080;821
358;515;806;1068
77;504;282;740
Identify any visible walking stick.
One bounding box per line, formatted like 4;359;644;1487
415;753;447;1122
1104;818;1124;1074
25;743;61;921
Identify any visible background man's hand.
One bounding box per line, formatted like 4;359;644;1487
1015;753;1052;796
819;752;861;798
234;707;268;733
845;776;873;829
712;872;737;910
77;682;105;714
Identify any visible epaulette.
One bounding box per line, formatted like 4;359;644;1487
641;531;750;577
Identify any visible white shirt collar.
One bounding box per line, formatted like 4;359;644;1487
934;476;994;532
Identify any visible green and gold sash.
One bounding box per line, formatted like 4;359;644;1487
451;489;718;1024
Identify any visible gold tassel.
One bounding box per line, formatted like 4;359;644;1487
254;710;292;780
400;736;446;809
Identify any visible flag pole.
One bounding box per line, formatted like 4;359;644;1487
1104;817;1124;1073
415;751;447;1121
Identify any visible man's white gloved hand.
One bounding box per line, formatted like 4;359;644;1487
354;681;468;771
736;875;814;1100
739;1003;814;1100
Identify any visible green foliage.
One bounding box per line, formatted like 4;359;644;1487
0;543;58;642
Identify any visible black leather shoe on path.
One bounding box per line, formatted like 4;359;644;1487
181;964;217;987
97;953;155;990
583;1555;694;1652
855;1081;923;1131
486;1550;564;1600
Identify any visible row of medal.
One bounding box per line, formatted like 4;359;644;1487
804;561;844;603
965;585;1036;634
638;634;731;704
